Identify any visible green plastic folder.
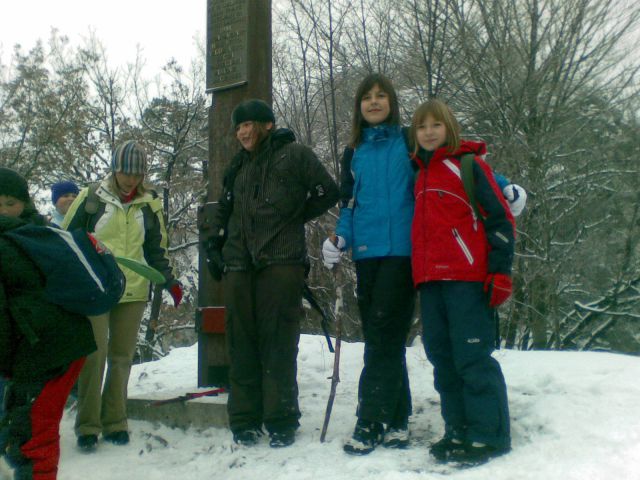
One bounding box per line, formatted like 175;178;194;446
115;256;166;284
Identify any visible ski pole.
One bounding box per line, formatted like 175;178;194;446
320;259;343;442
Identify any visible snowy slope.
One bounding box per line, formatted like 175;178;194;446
15;335;640;480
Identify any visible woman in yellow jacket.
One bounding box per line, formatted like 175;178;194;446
63;141;182;452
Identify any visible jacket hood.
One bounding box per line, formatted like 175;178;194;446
269;128;296;150
362;124;401;143
412;139;487;169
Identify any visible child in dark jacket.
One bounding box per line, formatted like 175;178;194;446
410;100;514;465
0;167;96;480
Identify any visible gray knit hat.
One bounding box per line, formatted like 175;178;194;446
231;99;275;129
0;167;30;202
111;141;147;175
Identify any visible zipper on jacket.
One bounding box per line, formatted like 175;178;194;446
428;188;479;230
452;228;474;265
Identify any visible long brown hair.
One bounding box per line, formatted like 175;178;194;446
350;73;400;148
410;99;461;155
252;122;273;151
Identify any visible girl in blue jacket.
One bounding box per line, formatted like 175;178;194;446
323;74;416;455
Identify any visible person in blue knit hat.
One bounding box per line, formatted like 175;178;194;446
50;181;79;227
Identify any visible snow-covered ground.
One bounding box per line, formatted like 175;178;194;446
5;335;640;480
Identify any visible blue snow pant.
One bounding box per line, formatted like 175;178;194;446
419;281;510;450
355;257;414;426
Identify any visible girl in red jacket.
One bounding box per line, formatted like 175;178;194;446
410;100;515;465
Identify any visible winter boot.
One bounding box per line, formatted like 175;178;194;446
430;436;465;462
343;419;384;455
232;428;263;446
269;427;296;448
383;422;410;449
77;434;98;452
104;431;130;445
447;442;510;466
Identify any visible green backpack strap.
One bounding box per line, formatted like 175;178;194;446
460;153;484;222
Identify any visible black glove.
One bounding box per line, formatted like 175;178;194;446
206;248;225;281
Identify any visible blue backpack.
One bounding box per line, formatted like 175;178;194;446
4;225;125;316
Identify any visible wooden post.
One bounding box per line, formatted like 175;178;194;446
197;0;272;387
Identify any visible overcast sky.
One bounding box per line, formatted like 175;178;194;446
0;0;205;73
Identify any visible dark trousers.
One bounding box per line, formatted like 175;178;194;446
355;257;414;426
2;358;85;480
224;265;304;434
419;281;510;449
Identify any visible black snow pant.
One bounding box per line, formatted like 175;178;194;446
419;281;510;450
224;265;304;435
354;256;414;426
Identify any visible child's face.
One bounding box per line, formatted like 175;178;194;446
235;120;273;152
55;193;78;215
360;84;390;126
415;114;447;152
0;195;25;218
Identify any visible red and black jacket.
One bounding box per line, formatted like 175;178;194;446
411;140;515;286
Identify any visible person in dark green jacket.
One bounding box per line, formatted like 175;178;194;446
204;100;339;448
0;167;96;480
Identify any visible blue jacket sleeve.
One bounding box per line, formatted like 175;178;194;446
493;173;509;190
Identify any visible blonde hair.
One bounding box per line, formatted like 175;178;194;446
410;99;461;155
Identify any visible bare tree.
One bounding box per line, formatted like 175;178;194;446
448;0;640;349
133;57;209;359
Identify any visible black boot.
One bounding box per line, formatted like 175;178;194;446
429;436;465;462
232;428;264;446
343;419;384;455
383;420;410;449
104;431;130;445
447;442;510;466
269;428;296;448
77;434;98;452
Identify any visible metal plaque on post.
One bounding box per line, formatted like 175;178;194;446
206;0;248;92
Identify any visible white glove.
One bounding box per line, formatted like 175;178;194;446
322;236;345;269
503;184;527;217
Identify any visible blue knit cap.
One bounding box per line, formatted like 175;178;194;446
51;180;79;205
111;141;147;175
